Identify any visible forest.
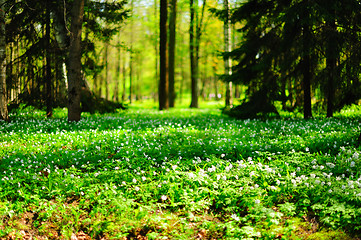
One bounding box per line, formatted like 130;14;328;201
0;0;361;119
1;0;361;239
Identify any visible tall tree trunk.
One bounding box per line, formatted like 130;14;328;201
224;0;232;107
51;1;69;102
129;51;133;103
0;0;8;122
159;0;169;110
122;50;126;102
190;0;206;108
136;55;142;101
114;34;121;102
326;14;337;118
302;0;312;119
154;0;159;103
46;0;53;118
129;0;134;103
168;0;177;107
67;0;84;122
180;55;185;104
104;43;109;100
189;0;198;108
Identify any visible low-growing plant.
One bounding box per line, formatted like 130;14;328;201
0;106;361;239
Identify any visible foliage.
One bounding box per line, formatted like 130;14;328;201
224;90;279;119
0;106;361;238
228;0;361;114
5;0;129;111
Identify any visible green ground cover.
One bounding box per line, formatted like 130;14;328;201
0;105;361;239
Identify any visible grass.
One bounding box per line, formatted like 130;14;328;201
1;103;361;239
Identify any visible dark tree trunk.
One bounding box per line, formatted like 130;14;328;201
46;1;53;118
168;0;177;107
67;0;84;122
0;0;8;122
326;16;337;118
159;0;169;110
302;0;312;119
189;0;198;108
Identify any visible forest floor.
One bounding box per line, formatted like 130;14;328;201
1;104;361;239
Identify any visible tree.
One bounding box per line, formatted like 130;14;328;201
323;1;339;118
168;0;177;107
0;0;8;122
189;0;206;108
189;0;197;108
301;0;313;119
67;0;85;122
45;0;53;118
159;0;169;110
224;0;232;107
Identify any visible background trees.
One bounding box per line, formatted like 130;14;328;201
227;0;361;118
2;0;361;120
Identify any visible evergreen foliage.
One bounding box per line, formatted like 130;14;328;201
5;0;128;114
225;0;361;118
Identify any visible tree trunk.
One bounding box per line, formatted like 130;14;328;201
67;0;84;122
0;0;8;122
129;51;133;103
189;0;198;108
122;50;126;102
302;0;312;119
129;0;134;103
104;43;109;100
154;0;159;103
224;0;232;107
159;0;169;110
168;0;177;107
46;1;53;118
180;55;185;104
114;34;121;102
51;1;69;103
326;14;337;118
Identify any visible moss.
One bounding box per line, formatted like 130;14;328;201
307;229;354;240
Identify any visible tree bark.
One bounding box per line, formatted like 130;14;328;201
189;0;198;108
159;0;169;110
104;43;109;100
114;34;121;102
67;0;84;122
129;0;134;103
122;50;126;102
224;0;233;107
0;0;8;122
46;0;53;118
129;50;133;103
154;0;159;103
326;14;337;118
168;0;177;107
302;0;312;119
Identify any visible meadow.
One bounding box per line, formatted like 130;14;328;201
1;104;361;239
